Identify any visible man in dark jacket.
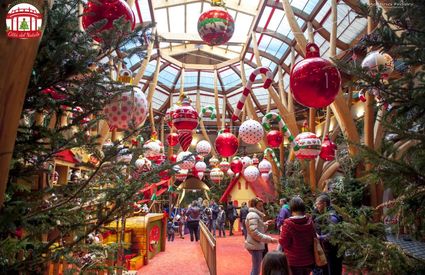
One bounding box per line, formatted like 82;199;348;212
313;194;343;275
239;202;249;239
210;199;219;237
226;201;238;236
185;201;201;242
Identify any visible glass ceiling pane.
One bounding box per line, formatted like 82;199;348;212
158;65;178;88
220;68;241;90
155;9;168;33
169;5;185;33
200;71;214;90
186;3;201;34
303;0;319;14
315;1;331;23
144;60;157;77
267;9;284;31
184;71;198;88
258;6;272;29
233;12;253;40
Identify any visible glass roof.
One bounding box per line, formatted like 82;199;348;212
126;0;368;119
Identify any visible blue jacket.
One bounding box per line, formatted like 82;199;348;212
276;205;291;229
210;203;219;220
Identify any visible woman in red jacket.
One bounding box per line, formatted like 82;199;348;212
279;197;316;275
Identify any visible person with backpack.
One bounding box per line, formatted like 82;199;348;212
167;218;178;242
226;201;238;236
217;205;226;237
313;194;343;275
210;199;219;237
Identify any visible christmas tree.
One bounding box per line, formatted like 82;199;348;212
19;19;29;30
0;0;174;273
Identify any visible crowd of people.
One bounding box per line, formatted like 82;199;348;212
166;194;342;275
246;195;343;275
166;198;250;242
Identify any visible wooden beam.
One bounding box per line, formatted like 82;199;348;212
147;57;161;132
213;69;222;128
278;66;287;108
281;0;308;56
134;28;156;85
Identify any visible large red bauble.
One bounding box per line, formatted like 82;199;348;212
167;133;179;147
215;128;239;157
290;43;341;108
266;130;283;148
230;159;243;174
319;135;337;161
172;98;199;131
197;9;234;46
82;0;135;43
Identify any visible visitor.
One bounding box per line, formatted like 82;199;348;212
313;194;343;275
185;201;201;242
261;251;290;275
279;197;315;275
226;201;238;236
276;198;291;251
167;218;178;242
240;202;249;239
210;199;219;237
176;209;185;239
245;197;278;275
217;205;226;237
201;199;211;228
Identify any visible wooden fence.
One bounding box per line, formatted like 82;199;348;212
199;220;217;275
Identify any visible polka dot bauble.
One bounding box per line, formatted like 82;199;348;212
258;159;272;174
196;140;212;157
241;156;252;168
175;170;188;182
103;87;148;130
195;161;207;173
177;151;196;170
143;139;164;162
294;132;322;160
239;119;264;144
243;166;260;183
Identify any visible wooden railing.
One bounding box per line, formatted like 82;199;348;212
199;221;217;275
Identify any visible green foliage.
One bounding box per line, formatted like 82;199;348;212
0;0;164;273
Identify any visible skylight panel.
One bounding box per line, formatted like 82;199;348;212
186;3;201;34
276;15;291;37
220;69;241;90
155;9;168;33
235;13;253;37
258;35;272;52
169;5;185;33
184;71;198;88
200;72;214;90
266;38;284;58
291;0;308;12
268;9;284;31
303;0;319;14
158;66;178;88
144;60;157;77
315;1;331;23
276;43;289;60
258;6;272;29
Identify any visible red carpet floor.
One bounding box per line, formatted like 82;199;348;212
137;230;279;275
216;230;279;275
137;236;210;275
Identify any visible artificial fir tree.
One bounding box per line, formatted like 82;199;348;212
0;0;175;273
19;19;29;31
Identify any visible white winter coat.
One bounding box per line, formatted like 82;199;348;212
244;207;275;251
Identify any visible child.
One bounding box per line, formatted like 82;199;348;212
167;218;178;241
217;205;226;237
261;251;290;275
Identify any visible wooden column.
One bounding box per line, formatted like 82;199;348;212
134;28;156;85
221;95;226;129
307;21;316;192
147;57;161;132
213;69;222;128
288;47;295;114
278;67;287;108
0;0;46;206
168;93;174;158
366;0;378;209
281;0;307;56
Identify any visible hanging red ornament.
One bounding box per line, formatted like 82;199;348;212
82;0;135;43
319;135;337;161
290;43;341;108
210;167;224;183
230;159;243;174
266;130;283;148
215;128;239;157
167;133;179;147
195;155;204;162
165;106;176;128
252;154;259;166
197;7;234;46
172;97;199;151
